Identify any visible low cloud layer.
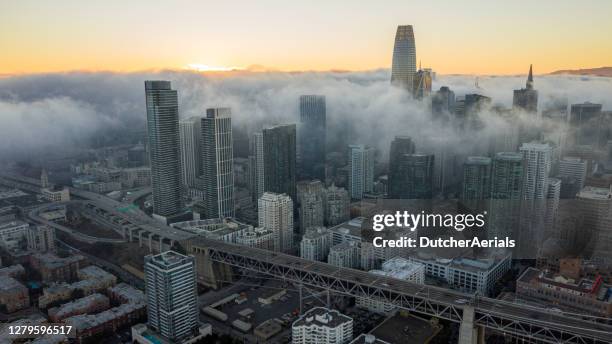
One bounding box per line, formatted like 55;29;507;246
1;70;611;162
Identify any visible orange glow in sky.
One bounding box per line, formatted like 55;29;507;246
1;0;611;75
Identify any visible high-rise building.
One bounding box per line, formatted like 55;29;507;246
577;186;612;261
323;184;350;226
520;142;552;202
388;136;415;199
569;102;603;147
249;132;265;206
461;156;492;202
545;178;561;234
300;227;332;262
145;80;182;219
292;307;353;344
258;192;294;253
393;153;434;199
519;142;553;254
263;124;297;202
179;117;201;189
201;108;234;219
144;251;198;342
348;144;374;200
513;65;538;113
432;86;456;120
489;152;524;239
390;25;417;93
559;157;587;192
413;67;432;99
299;95;326;181
297;180;325;233
514;65;540;144
40;168;49;189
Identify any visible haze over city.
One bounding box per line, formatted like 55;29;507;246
0;2;611;344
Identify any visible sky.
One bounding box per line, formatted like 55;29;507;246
1;0;611;75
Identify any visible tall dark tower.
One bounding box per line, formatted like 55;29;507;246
513;64;538;114
388;136;415;198
391;25;417;93
299;95;326;181
145;80;182;220
263;124;297;202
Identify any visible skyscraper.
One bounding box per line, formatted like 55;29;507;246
569;102;603;147
413;67;433;99
398;153;434;199
297;180;325;233
513;65;538;113
519;142;553;255
432;86;456;120
520;142;552;202
391;25;416;93
348;144;374;200
201;108;234;219
144;251;198;342
299;95;326;181
489;152;523;239
179;117;201;189
388;136;415;199
249;132;265;206
259;192;294;253
559;156;587;192
461;156;492;211
263;124;297;202
545;177;561;234
324;184;350;226
145;80;182;219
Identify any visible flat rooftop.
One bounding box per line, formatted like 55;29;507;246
370;313;439;344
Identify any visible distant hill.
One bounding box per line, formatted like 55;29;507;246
550;67;612;77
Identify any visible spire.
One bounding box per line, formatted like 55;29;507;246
526;64;534;90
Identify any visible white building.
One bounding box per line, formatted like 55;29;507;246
292;307;353;344
329;218;364;246
407;252;512;296
0;220;29;250
348;144;374;200
258;192;294;253
41;186;70;202
236;227;276;251
144;251;199;342
300;227;332;262
357;257;424;314
27;225;56;252
328;241;360;269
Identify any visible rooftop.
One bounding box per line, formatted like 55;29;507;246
293;307;352;328
146;250;192;270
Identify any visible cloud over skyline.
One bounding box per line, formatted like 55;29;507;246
1;70;611;161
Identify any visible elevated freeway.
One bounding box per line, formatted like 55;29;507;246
188;237;612;344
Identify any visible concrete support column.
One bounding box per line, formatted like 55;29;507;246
458;306;478;344
159;237;163;252
148;233;153;252
138;231;143;247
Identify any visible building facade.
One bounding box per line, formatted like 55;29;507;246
145;80;182;218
